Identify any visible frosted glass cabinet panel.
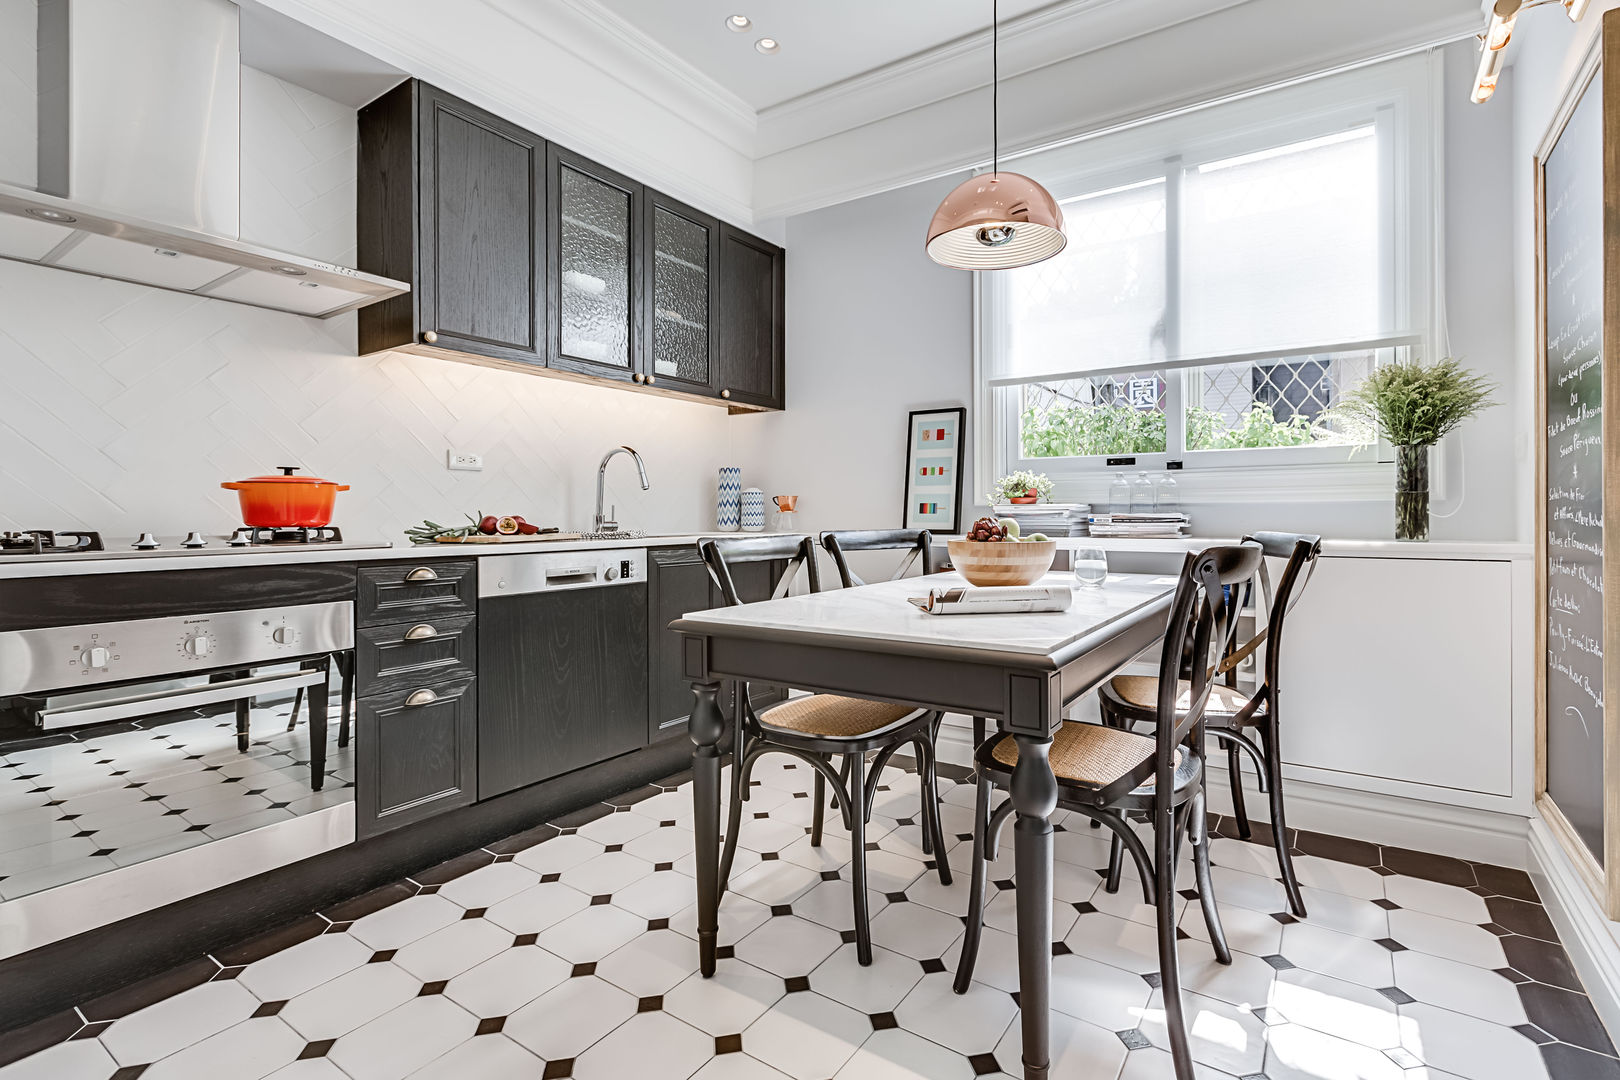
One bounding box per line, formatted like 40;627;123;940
550;147;641;380
647;192;719;393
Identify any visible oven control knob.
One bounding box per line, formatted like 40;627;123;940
272;626;298;646
79;646;111;670
182;633;212;658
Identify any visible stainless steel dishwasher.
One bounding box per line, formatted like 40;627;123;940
476;549;649;799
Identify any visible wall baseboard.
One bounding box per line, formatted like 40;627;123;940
936;714;1530;867
1529;811;1620;1044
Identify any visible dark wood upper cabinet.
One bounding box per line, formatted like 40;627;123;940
359;80;781;411
717;224;785;411
548;146;644;384
644;190;720;398
358;82;547;366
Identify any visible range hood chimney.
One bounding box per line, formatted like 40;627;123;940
0;0;406;319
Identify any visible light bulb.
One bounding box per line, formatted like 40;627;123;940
1485;0;1522;50
1566;0;1591;20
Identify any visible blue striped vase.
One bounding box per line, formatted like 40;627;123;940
740;488;766;532
717;467;741;531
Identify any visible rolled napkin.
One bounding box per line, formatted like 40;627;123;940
908;585;1073;615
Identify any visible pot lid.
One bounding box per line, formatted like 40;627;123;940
235;466;340;485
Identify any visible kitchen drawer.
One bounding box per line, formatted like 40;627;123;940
356;676;477;838
358;560;476;627
356;614;477;696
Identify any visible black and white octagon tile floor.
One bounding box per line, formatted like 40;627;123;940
2;754;1616;1080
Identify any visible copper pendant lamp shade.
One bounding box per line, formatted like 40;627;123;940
926;172;1066;269
925;0;1065;270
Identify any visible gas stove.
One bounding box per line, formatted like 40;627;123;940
0;527;392;562
0;530;105;556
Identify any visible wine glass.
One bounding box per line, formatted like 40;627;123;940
1072;545;1108;588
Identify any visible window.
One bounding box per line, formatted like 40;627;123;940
976;55;1438;501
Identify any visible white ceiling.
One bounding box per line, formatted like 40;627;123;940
592;0;1059;110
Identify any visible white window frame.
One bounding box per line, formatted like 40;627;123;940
973;54;1441;507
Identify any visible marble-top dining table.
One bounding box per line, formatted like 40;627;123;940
672;570;1180;1080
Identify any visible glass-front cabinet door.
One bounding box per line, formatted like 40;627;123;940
645;191;720;396
548;147;642;382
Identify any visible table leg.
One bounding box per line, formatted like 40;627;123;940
689;680;725;977
1011;732;1058;1080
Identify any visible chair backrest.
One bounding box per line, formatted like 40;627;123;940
1237;532;1322;697
820;529;937;588
699;535;820;607
1136;543;1263;800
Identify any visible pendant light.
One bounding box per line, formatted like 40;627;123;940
926;0;1066;270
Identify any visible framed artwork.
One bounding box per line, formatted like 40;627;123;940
903;407;966;535
1535;10;1620;917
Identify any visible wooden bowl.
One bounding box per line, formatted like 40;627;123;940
947;539;1058;587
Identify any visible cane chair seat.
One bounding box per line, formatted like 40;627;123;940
1107;676;1251;719
981;722;1190;794
758;695;917;739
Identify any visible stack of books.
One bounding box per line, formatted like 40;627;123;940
991;504;1091;537
1086;512;1191;538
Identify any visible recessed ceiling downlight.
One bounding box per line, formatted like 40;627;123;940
755;37;780;54
726;14;751;31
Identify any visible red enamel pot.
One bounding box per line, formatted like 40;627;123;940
222;467;350;527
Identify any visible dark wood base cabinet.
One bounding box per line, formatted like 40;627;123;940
356;677;477;837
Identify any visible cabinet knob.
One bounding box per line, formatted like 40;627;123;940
404;623;438;641
633;372;645;384
404;688;439;707
720;388;731;399
646;374;656;386
422;330;438;344
404;566;439;583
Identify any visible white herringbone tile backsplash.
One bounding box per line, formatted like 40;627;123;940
0;65;749;542
0;258;744;540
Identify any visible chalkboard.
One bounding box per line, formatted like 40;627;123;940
1543;66;1607;866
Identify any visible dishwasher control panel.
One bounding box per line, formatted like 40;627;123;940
480;549;648;596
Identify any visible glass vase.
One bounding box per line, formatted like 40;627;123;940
1395;444;1429;542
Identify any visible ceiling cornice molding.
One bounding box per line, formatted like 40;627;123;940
499;0;758;155
249;0;757;226
752;3;1483;221
755;0;1254;156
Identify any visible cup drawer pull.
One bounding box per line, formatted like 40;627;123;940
404;688;439;707
403;624;439;641
404;566;439;583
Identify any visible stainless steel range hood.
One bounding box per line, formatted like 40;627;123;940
0;0;407;320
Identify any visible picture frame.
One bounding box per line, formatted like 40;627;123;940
1534;10;1620;917
903;407;966;535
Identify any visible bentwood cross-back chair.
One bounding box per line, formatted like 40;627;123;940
953;543;1263;1080
1099;531;1321;916
699;535;952;966
820;530;950;850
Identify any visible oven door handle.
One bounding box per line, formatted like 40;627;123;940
37;668;328;731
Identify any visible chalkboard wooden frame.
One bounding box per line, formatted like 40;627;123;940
1535;12;1620;918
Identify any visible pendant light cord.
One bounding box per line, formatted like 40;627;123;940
992;0;999;176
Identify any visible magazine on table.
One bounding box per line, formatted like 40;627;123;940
907;585;1073;615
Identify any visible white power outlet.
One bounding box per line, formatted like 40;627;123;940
446;450;484;472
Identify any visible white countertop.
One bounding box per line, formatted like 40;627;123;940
676;570;1177;657
1052;536;1532;561
0;533;747;580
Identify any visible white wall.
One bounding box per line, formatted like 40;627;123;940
0;69;740;541
747;42;1523;545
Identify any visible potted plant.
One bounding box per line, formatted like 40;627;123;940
1335;358;1497;541
987;470;1054;505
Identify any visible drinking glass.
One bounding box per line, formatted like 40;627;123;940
1072;545;1108;588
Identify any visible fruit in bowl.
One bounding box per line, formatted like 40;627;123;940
948;517;1058;587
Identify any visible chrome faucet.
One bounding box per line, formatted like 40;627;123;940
594;446;650;534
